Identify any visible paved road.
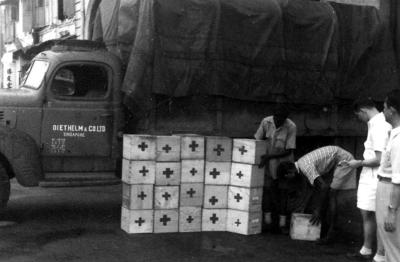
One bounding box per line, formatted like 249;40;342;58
0;180;361;262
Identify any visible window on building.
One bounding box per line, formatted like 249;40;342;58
58;0;75;21
22;0;33;33
11;6;18;21
35;0;50;27
51;65;108;99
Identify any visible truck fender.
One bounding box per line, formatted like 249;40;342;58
0;127;42;187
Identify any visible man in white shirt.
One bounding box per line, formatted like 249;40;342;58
375;89;400;262
344;98;390;262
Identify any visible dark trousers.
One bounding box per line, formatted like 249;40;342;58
262;179;289;228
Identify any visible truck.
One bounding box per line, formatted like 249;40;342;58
0;0;398;213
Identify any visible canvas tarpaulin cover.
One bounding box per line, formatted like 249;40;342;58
91;0;398;111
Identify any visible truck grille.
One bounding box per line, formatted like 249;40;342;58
0;111;5;125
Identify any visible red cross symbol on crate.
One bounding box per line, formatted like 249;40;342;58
160;215;171;226
213;144;225;156
210;213;219;224
135;217;145;226
162;192;171;200
187;188;196;198
162;144;172;153
238;146;248;155
234;193;243;203
209;168;220;179
163;168;174;178
209;196;218;205
137;191;147;200
189;141;199;152
138;142;148;151
139;166;149;176
235;219;241;227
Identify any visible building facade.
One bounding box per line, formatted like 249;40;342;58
0;0;88;89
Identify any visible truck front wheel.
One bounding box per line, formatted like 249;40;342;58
0;162;10;214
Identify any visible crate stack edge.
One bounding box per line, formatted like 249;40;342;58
121;134;156;234
227;139;266;235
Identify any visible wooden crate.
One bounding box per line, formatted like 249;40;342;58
181;135;205;160
181;160;205;183
156;136;181;162
205;161;231;185
232;139;267;165
155;162;181;186
123;134;156;160
202;208;227;231
122;159;156;184
121;207;153;234
154;186;179;209
228;186;262;212
180;183;204;207
154;209;179;233
122;183;153;210
179;207;202;232
290;213;321;241
227;209;262;235
206;136;232;162
230;162;264;188
203;185;228;209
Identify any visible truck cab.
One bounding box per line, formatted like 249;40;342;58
0;41;124;211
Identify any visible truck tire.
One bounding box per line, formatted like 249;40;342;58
0;162;10;214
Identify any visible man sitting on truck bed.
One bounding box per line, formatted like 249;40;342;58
255;104;297;233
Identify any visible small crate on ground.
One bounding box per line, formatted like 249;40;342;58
180;183;204;207
206;136;232;162
154;186;179;209
181;160;205;183
202;208;227;231
156;136;181;162
203;185;228;209
228;186;262;212
179;207;202;232
154;209;179;233
205;161;231;185
122;159;156;184
121;207;153;234
155;162;181;185
232;139;267;165
123;134;156;160
290;213;321;241
230;162;264;188
227;209;262;235
122;183;153;210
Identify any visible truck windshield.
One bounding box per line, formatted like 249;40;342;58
23;60;49;89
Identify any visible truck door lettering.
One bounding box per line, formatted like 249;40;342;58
52;124;107;138
50;138;66;153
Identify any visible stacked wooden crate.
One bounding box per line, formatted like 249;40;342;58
121;135;156;233
227;139;266;235
179;135;205;232
154;136;181;233
121;135;267;235
202;136;232;231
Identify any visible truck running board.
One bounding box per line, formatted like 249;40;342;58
39;172;120;187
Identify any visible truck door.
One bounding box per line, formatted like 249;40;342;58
41;62;113;157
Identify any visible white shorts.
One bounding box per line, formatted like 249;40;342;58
357;167;378;212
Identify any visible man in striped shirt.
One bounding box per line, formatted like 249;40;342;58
278;145;357;243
